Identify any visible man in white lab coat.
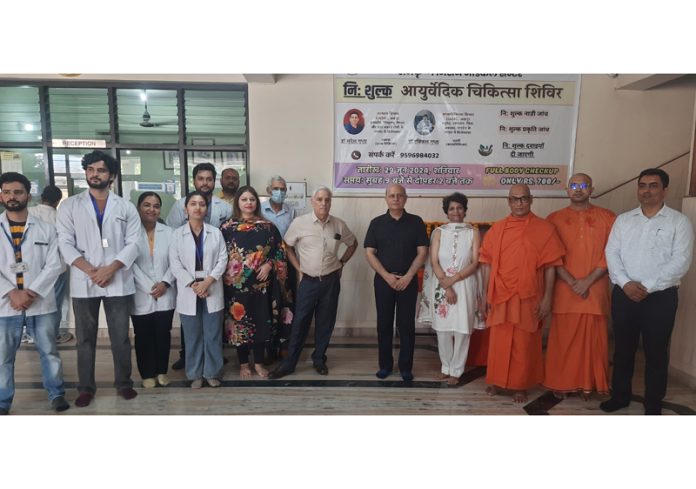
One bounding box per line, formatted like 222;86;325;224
0;172;68;415
57;150;142;408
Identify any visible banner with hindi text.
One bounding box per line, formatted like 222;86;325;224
333;74;581;196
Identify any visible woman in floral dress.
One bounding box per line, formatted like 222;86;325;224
419;193;481;385
220;186;292;378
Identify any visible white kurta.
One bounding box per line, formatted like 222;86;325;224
419;223;478;334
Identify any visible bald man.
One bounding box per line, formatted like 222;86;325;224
479;185;565;402
365;184;429;381
544;174;615;399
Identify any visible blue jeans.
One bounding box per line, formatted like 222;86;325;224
0;312;65;410
180;299;223;380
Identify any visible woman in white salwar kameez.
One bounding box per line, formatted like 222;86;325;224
419;193;480;385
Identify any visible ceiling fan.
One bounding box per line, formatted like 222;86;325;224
138;90;177;128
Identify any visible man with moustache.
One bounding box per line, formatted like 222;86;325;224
166;162;232;369
479;184;565;403
0;173;68;414
57;150;142;407
218;167;240;206
364;184;429;381
268;186;357;378
544;174;615;398
602;168;693;415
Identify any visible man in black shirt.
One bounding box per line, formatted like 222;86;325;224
364;184;429;381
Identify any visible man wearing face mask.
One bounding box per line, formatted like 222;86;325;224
261;175;295;238
261;175;297;362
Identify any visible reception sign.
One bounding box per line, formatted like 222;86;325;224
334;74;581;196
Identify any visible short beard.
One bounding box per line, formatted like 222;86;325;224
88;179;112;190
198;188;214;199
5;200;28;212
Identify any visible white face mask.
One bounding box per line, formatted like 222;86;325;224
270;189;286;204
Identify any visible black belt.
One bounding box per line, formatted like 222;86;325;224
303;269;340;282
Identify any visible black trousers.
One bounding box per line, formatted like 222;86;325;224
374;275;418;373
610;286;678;412
131;310;174;379
237;342;266;364
280;272;341;371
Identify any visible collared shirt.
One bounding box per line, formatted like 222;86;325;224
261;201;295;237
28;204;57;225
284;212;356;277
217;190;235;207
165;195;232;229
364;210;429;274
605;204;694;293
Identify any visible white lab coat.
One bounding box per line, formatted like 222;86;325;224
56;190;142;298
131;222;177;315
0;213;65;317
165;196;232;229
168;223;228;316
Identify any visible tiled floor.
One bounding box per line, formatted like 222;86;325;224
7;334;696;415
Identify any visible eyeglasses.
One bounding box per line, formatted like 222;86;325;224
508;196;531;204
569;183;589;190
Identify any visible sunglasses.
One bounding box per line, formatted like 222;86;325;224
569;183;590;190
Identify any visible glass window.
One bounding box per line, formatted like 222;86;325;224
186;150;247;195
119;149;182;218
117;89;179;145
0;87;42;144
49;88;110;142
0;148;47;206
52;149;97;197
185;90;246;145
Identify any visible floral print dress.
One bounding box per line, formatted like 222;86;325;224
220;219;293;347
418;223;479;334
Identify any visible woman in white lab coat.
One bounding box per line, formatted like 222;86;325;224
169;191;228;388
130;192;176;389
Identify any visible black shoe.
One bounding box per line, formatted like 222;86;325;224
401;371;414;382
645;403;663;415
268;367;293;380
599;398;630;413
314;363;329;375
375;368;393;379
51;396;70;412
172;357;185;370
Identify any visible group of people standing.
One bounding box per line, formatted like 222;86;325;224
0;149;691;416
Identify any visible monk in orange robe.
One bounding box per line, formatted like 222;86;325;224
480;184;564;403
544;173;616;398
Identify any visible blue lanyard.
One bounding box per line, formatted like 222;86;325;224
89;193;107;232
191;225;205;266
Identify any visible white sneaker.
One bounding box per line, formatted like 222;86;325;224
56;332;74;344
21;332;34;344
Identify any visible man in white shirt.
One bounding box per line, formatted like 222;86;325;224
0;173;68;414
57;151;142;408
603;168;694;415
28;184;73;344
165;162;232;370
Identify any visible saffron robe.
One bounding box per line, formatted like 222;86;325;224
544;205;615;393
479;212;564;390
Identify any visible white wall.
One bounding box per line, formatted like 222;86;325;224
247;74;696;333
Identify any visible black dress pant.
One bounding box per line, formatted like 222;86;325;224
610;286;678;412
374;275;418;373
280;272;341;371
132;310;175;379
